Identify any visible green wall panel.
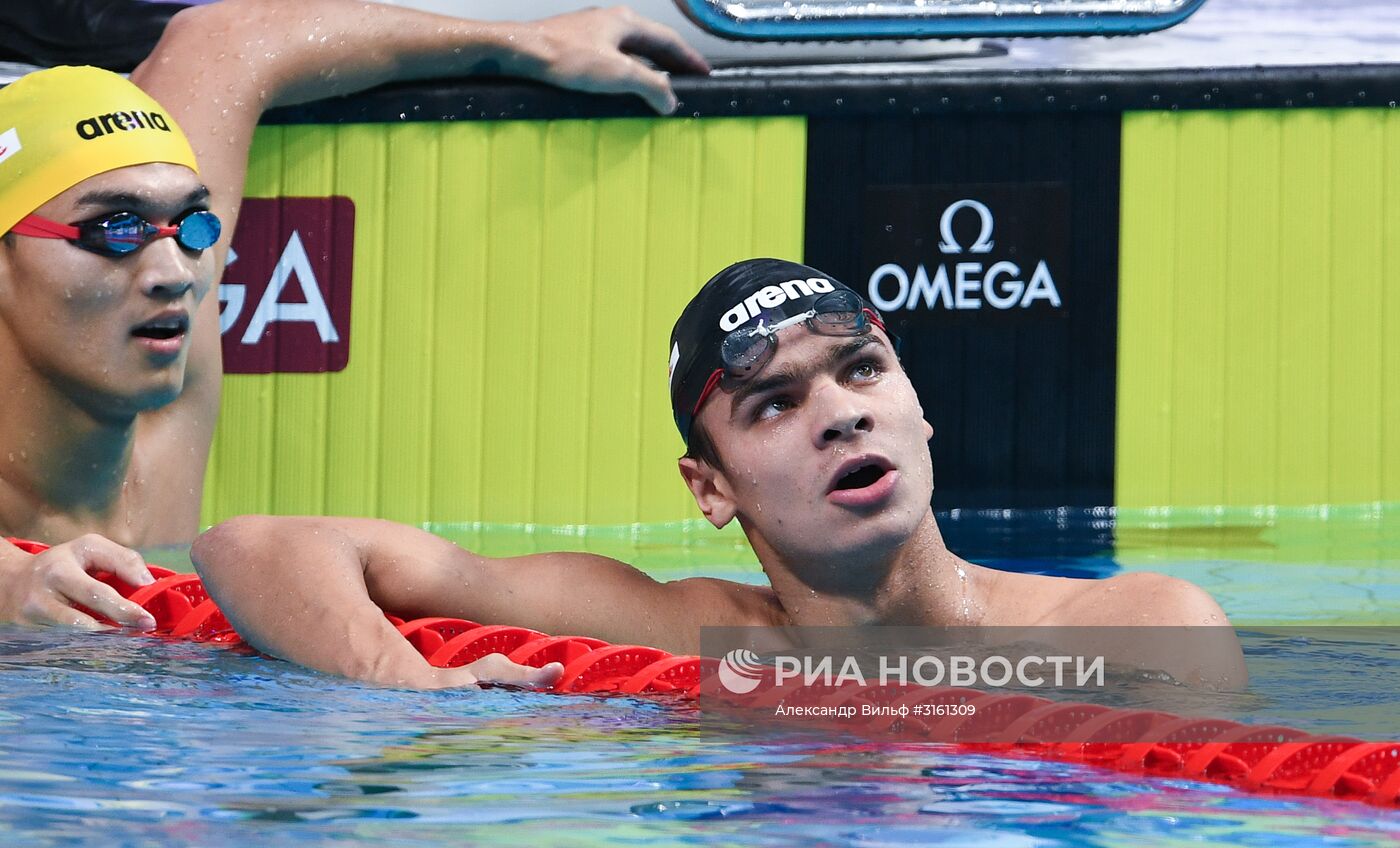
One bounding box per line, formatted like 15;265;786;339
202;117;807;527
1118;108;1400;509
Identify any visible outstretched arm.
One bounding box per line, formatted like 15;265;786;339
191;516;780;685
129;0;707;426
134;0;706;261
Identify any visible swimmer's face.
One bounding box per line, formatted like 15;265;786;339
0;163;215;416
680;326;934;565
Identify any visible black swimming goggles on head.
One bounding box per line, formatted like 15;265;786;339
694;289;885;414
10;209;222;258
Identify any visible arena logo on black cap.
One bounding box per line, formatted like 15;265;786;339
719;276;836;331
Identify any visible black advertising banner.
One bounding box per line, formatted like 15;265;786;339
862;183;1071;322
805;115;1121;517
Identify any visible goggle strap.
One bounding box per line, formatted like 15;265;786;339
13;212;203;250
864;308;886;333
691;368;725;418
10;215;79;239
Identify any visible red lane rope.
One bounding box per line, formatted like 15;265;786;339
5;537;1396;808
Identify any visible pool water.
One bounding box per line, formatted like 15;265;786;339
4;507;1399;846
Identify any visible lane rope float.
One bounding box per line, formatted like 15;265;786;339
6;536;1396;808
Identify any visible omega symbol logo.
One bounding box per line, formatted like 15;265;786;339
868;196;1062;313
938;198;995;255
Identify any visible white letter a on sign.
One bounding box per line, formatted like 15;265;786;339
241;230;340;344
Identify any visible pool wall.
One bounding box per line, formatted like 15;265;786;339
1118;109;1400;511
205;117;806;526
201;76;1400;527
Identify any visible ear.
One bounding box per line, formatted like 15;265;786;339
678;456;738;529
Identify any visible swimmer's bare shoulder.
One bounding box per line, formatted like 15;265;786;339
1020;570;1247;689
1041;571;1232;627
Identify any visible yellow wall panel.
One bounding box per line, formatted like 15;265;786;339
1221;110;1280;506
1118;108;1400;509
1386;116;1400;500
1116;112;1178;507
202;117;806;527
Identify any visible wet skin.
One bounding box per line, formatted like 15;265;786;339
0;163;215;420
680;327;938;591
191;318;1248;688
0;0;712;641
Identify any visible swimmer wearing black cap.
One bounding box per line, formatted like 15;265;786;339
0;0;709;635
193;258;1246;690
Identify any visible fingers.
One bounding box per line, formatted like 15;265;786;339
550;57;677;114
69;535;156;589
625;63;680;115
617;15;710;75
465;654;565;689
23;597;104;631
53;573;156;630
11;535;159;630
530;6;706;114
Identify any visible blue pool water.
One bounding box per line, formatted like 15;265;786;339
3;509;1399;846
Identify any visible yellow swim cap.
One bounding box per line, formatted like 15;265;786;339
0;65;199;236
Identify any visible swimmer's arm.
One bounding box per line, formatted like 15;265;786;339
133;1;704;433
190;516;562;689
192;516;780;677
133;0;706;267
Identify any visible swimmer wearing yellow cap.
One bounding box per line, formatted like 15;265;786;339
0;64;216;411
0;65;202;237
0;64;219;573
0;0;708;640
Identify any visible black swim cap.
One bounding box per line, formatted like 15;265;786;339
667;258;888;445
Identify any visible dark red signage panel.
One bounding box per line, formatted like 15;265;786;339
218;196;355;374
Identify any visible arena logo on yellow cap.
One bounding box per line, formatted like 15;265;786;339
75;109;174;140
0;66;198;236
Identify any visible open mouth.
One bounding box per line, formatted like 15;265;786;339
833;462;890;491
131;315;189;341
